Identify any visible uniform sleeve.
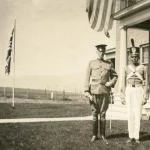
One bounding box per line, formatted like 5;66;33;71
144;66;149;99
120;67;126;99
84;61;91;92
109;67;118;88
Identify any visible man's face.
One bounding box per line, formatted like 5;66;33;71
131;55;139;64
96;49;105;59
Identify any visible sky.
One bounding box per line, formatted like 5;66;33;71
0;0;116;92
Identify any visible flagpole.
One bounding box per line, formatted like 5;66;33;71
109;91;113;130
12;20;16;109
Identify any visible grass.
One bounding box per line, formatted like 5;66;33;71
0;103;91;119
0;121;150;150
0;101;150;149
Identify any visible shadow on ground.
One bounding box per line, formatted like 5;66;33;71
140;132;150;142
107;133;128;139
107;132;150;141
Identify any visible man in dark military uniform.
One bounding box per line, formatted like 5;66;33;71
84;44;118;144
120;44;149;144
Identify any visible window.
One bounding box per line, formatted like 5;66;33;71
105;48;116;69
110;58;115;69
140;44;150;64
120;0;143;10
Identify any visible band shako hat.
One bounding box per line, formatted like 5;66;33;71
129;39;140;56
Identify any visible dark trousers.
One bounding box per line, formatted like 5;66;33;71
90;94;109;121
89;94;109;137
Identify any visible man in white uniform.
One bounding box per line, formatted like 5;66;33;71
120;45;149;144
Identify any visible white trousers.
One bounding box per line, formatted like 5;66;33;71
125;86;143;139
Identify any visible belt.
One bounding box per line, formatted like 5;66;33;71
127;84;142;87
90;79;106;85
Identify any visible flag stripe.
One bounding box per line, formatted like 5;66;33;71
89;0;98;25
97;0;109;32
95;0;105;31
86;0;116;37
6;49;12;60
5;26;14;75
103;0;114;37
11;28;14;35
5;57;11;75
91;0;101;29
104;0;114;34
108;0;117;30
10;36;13;42
88;0;94;21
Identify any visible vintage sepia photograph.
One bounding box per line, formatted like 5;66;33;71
0;0;150;149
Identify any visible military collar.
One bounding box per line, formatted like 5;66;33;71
130;62;140;69
97;58;110;64
97;58;104;62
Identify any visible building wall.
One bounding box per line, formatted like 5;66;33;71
113;0;150;93
114;22;121;93
127;28;150;76
114;26;149;93
113;0;121;93
127;28;149;47
110;0;150;118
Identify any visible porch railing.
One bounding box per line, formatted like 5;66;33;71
120;0;144;10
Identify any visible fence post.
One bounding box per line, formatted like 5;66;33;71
27;88;29;99
47;89;49;99
74;84;76;100
45;89;47;100
80;91;82;100
4;87;6;97
63;90;65;100
51;91;54;100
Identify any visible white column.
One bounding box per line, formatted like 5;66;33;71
119;28;127;94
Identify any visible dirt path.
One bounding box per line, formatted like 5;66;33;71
0;115;127;124
0;116;92;123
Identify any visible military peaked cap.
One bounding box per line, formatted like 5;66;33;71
95;44;107;52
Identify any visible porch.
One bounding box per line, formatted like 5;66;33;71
107;0;150;119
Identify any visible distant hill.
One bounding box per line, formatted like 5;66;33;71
0;73;85;93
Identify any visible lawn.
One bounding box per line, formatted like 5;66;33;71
0;101;150;150
0;121;150;150
0;103;91;119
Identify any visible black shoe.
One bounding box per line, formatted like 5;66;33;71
91;136;98;143
102;135;109;145
127;138;134;143
135;139;140;144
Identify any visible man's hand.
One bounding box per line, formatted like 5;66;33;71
144;94;149;100
85;92;93;101
89;95;93;101
105;82;112;87
121;98;126;105
142;99;147;105
142;94;149;105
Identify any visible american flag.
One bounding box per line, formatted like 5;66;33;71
5;28;14;75
86;0;117;38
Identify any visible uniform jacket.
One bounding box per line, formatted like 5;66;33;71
84;58;118;94
120;63;149;99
